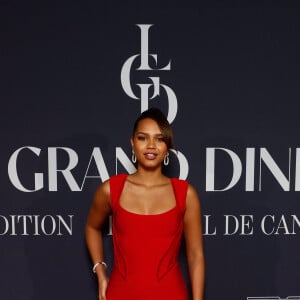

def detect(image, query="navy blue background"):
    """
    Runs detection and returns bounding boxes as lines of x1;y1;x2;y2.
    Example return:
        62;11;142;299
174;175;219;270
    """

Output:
1;1;300;299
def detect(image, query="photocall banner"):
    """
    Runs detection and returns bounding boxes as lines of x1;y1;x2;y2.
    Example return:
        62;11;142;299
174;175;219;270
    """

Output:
1;1;300;299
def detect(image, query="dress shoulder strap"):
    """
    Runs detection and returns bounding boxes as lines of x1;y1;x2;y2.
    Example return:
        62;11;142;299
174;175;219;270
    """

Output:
171;178;189;215
109;174;127;211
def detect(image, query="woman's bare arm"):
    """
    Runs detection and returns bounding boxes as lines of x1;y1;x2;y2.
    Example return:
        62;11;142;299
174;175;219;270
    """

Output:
183;184;205;300
85;180;111;300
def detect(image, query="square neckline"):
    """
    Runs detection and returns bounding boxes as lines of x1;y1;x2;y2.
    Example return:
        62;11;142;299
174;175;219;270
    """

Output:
116;174;179;217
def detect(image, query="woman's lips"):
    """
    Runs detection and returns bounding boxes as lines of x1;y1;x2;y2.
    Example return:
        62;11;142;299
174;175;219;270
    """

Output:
144;153;157;160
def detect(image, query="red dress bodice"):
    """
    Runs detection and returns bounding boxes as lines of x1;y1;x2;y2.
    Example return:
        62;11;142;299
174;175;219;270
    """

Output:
106;174;189;300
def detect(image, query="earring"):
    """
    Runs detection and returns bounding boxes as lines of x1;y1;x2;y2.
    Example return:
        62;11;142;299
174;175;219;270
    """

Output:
163;153;169;166
132;151;137;163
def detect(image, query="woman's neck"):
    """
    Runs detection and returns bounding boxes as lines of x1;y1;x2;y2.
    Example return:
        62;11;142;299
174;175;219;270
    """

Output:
130;167;168;186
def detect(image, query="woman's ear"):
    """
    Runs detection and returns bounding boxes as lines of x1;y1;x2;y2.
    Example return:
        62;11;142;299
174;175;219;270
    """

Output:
130;137;134;148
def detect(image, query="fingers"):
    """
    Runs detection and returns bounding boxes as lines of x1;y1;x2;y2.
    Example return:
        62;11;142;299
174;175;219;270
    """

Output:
98;279;108;300
98;290;106;300
99;293;106;300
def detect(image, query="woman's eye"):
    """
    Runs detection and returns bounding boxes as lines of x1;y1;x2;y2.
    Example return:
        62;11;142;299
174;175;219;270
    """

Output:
137;136;146;141
157;137;164;142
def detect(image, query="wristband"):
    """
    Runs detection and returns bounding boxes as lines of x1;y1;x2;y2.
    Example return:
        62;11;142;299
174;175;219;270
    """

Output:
92;261;107;273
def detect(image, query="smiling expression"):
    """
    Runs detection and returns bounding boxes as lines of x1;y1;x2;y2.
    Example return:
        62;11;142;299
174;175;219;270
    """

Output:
131;118;168;169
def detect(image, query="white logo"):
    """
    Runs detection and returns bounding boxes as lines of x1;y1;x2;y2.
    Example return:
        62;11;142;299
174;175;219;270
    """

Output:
206;147;300;191
8;146;189;192
120;24;178;123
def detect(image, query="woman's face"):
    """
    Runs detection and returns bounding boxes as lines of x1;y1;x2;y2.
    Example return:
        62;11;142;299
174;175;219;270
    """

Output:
131;118;168;169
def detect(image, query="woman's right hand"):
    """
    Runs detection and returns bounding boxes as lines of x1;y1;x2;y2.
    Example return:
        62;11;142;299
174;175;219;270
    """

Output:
95;265;108;300
98;276;108;300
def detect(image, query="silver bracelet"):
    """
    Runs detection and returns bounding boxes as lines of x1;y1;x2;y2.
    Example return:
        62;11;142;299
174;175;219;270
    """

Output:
92;261;107;273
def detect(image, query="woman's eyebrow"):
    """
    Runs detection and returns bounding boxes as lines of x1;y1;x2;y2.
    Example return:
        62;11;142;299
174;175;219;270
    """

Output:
136;131;163;136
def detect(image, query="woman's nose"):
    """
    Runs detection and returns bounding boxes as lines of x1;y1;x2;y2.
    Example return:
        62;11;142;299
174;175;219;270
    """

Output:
147;138;156;148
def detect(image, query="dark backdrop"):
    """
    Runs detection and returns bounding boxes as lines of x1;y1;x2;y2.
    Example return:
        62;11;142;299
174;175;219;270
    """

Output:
1;1;300;299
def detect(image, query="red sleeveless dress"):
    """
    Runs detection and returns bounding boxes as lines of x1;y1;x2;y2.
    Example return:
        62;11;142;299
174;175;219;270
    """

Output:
106;174;189;300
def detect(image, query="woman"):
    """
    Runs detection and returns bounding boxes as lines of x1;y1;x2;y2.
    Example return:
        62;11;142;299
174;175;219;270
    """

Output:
85;108;205;299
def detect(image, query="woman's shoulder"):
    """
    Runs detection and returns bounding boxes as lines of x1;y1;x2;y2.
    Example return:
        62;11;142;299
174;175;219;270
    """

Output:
172;178;197;190
109;173;127;181
94;178;110;200
171;177;189;189
95;174;127;193
171;177;188;183
171;178;200;199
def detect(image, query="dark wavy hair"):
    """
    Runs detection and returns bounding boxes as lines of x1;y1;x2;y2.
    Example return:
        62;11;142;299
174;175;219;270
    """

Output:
132;107;174;150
